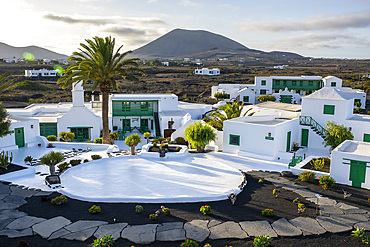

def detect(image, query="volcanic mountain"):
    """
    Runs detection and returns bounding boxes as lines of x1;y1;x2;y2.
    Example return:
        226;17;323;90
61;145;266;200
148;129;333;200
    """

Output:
0;42;68;60
130;28;302;60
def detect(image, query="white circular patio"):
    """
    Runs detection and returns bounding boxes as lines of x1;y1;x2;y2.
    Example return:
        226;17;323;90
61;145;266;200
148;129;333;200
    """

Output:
59;154;244;203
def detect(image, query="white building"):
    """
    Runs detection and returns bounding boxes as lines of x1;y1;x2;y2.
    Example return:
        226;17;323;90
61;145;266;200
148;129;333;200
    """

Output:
3;58;18;63
25;69;63;78
194;68;220;76
211;75;366;109
162;62;169;66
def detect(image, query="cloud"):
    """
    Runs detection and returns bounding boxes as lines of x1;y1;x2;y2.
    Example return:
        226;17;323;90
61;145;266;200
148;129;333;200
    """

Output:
44;13;166;26
147;0;158;2
103;27;147;36
181;0;200;7
218;4;239;11
237;10;370;32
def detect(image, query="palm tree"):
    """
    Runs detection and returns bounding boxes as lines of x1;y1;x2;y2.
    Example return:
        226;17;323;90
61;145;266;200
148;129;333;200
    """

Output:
0;102;11;138
185;121;216;153
143;132;151;144
40;151;65;175
203;101;254;131
57;36;144;144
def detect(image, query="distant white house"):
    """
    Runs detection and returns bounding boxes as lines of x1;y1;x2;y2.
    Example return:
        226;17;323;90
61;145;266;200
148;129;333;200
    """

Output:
162;62;169;66
25;68;63;78
43;59;51;64
195;68;220;76
274;65;289;69
3;58;18;63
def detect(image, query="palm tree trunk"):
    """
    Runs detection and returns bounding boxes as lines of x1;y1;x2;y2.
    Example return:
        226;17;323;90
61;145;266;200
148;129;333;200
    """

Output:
101;89;111;144
130;146;135;155
49;165;55;175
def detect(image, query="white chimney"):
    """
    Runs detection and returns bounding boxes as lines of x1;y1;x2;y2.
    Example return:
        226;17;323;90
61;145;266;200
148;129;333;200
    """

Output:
72;81;84;107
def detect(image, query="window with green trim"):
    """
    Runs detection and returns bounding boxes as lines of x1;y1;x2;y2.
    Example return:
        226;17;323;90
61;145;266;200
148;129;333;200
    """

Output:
308;81;313;86
300;81;303;86
292;81;297;86
323;105;335;115
243;96;249;103
260;89;267;95
283;81;287;86
229;135;240;146
261;80;266;86
364;134;370;143
331;82;336;87
275;81;280;86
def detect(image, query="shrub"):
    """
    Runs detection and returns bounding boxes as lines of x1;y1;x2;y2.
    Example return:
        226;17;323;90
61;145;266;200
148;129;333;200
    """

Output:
298;171;316;182
87;140;93;143
262;209;275;217
257;95;276;102
213;91;230;100
319;175;336;189
200;205;211;215
162;207;170;216
298;203;306;213
152;141;158;147
109;132;120;141
91;155;102;160
176;147;181;151
149;213;157;220
311;158;325;170
352;228;365;237
69;159;82;166
272;189;280;197
363;235;370;244
59;132;75;142
24;155;33;164
88;205;101;214
291;142;300;151
159;143;168;149
94;138;103;144
51;195;68;205
258;179;263;183
204;244;212;247
58;162;69;172
0;151;13;169
253;235;272;247
46;135;57;141
175;136;185;145
135;205;143;214
152;139;159;143
181;238;199;247
93;234;114;247
84;159;89;163
158;137;166;143
293;197;300;204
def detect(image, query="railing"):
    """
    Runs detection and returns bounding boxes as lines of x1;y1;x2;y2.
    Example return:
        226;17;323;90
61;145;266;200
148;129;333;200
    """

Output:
299;116;327;139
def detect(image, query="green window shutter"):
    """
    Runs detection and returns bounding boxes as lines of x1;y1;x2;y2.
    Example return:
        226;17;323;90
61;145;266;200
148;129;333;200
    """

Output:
243;96;249;103
364;134;370;143
261;80;266;86
323;105;335;115
331;82;336;87
229;135;240;146
260;89;267;95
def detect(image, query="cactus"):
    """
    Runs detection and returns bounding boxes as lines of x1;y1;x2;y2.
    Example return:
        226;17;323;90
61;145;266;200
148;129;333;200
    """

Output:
0;151;12;169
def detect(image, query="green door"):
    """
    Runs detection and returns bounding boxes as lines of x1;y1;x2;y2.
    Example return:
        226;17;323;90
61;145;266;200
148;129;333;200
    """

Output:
349;160;367;187
140;119;149;132
286;131;291;152
301;129;309;147
39;123;57;137
15;127;25;148
364;134;370;143
70;127;90;141
123;119;131;131
281;95;292;104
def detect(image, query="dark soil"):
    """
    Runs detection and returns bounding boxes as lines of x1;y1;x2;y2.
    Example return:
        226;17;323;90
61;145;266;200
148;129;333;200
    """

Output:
301;158;330;173
0;163;26;175
148;146;180;152
19;173;316;225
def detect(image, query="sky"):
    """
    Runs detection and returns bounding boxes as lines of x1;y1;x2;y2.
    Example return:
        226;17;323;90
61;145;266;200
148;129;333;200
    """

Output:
1;0;370;59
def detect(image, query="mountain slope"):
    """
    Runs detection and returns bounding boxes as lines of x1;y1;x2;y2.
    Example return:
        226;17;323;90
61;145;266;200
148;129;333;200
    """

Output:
0;42;68;60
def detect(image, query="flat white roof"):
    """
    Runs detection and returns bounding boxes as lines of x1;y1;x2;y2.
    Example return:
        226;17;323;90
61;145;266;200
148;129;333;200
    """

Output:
270;76;322;80
337;141;370;156
110;94;177;100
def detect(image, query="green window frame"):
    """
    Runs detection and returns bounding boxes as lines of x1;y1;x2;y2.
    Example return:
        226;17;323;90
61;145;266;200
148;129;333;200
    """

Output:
331;82;336;87
275;81;280;86
243;96;249;103
283;81;287;86
323;105;335;115
261;80;266;86
292;81;297;86
300;81;303;86
260;89;267;95
308;81;313;86
229;135;240;146
364;134;370;143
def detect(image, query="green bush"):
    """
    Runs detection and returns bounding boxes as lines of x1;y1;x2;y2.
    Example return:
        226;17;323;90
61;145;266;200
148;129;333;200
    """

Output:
363;235;370;244
69;159;81;166
257;95;276;102
311;158;325;170
213;92;230;100
94;138;103;144
253;235;272;247
149;213;157;220
93;234;114;247
298;203;306;213
200;205;211;215
272;189;280;197
135;205;144;214
352;228;365;237
152;142;158;147
87;140;93;143
88;205;101;214
293;197;300;204
159;143;168;149
319;175;336;189
298;171;316;182
91;155;102;160
162;207;170;215
24;155;33;164
109;132;119;141
262;209;275;217
158;137;166;143
46;135;57;141
175;137;186;144
59;132;75;142
13;80;52;91
51;195;68;205
180;238;199;247
58;162;69;172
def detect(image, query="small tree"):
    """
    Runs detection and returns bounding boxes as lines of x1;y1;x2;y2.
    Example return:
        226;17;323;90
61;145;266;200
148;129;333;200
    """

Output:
40;151;65;175
125;134;142;155
257;95;276;102
143;132;151;144
185;122;216;153
59;132;75;142
324;121;354;150
109;132;120;141
0;102;11;138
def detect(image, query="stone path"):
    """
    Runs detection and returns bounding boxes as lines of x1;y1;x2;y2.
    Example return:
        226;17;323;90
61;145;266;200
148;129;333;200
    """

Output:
1;171;369;244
